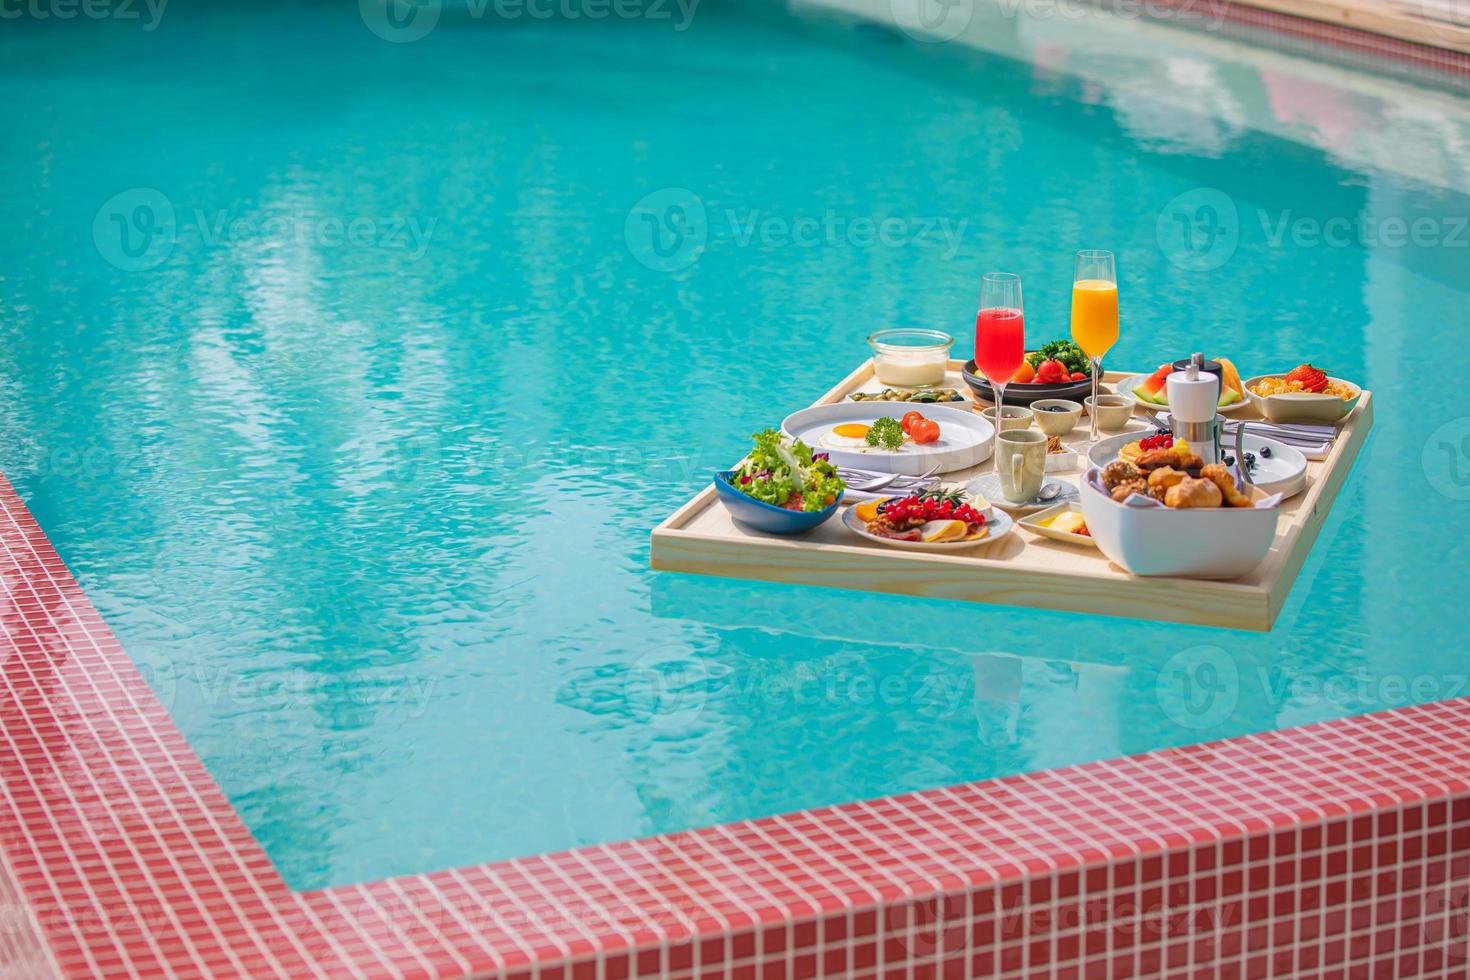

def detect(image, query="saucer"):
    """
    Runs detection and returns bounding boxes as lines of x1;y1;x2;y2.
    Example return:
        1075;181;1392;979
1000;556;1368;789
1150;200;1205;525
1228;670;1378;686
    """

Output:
967;474;1080;513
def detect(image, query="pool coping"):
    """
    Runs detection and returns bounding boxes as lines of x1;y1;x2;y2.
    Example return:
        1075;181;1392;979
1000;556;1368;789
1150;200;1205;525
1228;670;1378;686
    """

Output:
3;461;1470;980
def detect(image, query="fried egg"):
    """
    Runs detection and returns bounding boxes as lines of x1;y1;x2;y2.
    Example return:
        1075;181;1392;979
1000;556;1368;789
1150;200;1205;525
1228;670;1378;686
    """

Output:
821;422;912;453
822;423;873;450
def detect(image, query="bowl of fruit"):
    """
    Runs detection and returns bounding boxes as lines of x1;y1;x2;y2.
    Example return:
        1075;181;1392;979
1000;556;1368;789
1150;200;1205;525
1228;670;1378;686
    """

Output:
1244;364;1361;423
962;339;1099;407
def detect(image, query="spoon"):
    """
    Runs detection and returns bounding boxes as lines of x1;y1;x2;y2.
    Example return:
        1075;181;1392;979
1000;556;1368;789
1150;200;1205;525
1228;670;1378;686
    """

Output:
1037;482;1064;501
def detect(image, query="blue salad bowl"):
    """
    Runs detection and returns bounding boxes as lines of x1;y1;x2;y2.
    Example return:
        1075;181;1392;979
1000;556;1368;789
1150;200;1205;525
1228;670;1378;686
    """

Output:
712;471;843;535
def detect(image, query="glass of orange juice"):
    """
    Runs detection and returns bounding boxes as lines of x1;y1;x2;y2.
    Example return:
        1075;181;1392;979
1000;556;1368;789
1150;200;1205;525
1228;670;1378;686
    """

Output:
1070;249;1119;445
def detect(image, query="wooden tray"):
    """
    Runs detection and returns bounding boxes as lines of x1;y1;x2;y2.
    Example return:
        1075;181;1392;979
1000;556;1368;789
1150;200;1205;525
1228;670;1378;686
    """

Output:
650;360;1374;631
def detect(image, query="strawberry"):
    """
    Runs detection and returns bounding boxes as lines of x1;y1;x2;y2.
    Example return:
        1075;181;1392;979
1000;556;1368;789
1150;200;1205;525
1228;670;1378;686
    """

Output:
1285;363;1329;393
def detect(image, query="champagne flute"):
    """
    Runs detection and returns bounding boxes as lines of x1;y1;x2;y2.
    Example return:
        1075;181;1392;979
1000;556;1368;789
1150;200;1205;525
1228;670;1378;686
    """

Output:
974;272;1026;467
1070;250;1119;446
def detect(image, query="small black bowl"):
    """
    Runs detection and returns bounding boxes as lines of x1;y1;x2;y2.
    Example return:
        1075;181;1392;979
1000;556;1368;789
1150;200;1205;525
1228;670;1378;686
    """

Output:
961;359;1101;407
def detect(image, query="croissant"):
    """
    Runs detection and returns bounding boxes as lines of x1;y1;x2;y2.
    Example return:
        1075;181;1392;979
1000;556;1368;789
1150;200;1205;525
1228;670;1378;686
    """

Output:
1133;449;1178;472
1201;463;1254;508
1165;476;1224;509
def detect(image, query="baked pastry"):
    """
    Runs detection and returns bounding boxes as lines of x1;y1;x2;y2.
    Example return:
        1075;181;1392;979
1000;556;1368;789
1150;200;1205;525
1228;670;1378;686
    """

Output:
1110;478;1148;503
1101;460;1140;491
1165;476;1224;509
1146;466;1188;493
1201;463;1254;508
1133;448;1178;472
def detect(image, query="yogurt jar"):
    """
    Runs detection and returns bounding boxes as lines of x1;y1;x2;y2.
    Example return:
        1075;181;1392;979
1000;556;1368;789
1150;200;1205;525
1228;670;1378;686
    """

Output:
867;329;953;389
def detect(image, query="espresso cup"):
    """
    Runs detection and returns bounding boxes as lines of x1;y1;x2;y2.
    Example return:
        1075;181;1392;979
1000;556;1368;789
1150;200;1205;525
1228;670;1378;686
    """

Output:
996;430;1046;503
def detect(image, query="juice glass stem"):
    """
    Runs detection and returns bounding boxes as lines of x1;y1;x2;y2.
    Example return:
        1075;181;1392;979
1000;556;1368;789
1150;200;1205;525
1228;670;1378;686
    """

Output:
992;381;1006;466
1088;356;1103;444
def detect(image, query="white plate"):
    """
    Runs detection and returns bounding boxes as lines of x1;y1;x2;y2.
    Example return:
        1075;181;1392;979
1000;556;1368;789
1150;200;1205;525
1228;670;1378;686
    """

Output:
841;504;1013;551
1115;374;1251;415
1018;502;1098;548
1085;431;1308;499
783;402;994;476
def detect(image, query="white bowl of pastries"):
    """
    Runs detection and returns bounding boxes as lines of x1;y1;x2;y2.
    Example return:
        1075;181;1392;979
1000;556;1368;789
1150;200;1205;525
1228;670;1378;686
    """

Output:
1079;446;1281;579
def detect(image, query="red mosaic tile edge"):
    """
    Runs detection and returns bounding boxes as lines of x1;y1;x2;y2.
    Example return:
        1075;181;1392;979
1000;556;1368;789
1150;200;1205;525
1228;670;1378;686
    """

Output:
1144;0;1470;81
4;467;1470;979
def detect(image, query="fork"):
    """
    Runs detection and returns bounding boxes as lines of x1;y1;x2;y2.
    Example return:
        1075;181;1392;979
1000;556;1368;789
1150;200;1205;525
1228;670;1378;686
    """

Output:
840;462;941;493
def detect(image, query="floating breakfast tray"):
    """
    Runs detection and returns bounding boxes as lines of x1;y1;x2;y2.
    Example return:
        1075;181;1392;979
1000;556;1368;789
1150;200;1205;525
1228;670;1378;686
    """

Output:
650;360;1373;631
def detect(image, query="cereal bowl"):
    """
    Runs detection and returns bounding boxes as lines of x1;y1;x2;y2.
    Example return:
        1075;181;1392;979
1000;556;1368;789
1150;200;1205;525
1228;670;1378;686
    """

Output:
1244;374;1361;424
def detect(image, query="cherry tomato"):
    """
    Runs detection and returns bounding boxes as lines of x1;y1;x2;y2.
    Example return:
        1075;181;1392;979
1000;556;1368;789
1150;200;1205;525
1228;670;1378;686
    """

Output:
1036;359;1067;384
1070;371;1087;381
901;410;925;434
910;419;940;444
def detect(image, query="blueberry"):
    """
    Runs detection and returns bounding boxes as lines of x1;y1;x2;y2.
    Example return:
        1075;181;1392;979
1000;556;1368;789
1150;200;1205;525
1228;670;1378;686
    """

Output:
1259;446;1272;459
1224;455;1235;466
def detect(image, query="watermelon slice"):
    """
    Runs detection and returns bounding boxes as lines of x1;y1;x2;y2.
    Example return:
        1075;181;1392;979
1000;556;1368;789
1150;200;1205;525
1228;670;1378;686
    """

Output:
1132;364;1171;405
1133;360;1243;406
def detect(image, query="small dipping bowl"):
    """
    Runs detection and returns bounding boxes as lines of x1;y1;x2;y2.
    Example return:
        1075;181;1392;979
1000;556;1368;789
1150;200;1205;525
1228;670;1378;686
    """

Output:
1031;399;1083;436
867;329;954;389
1084;394;1136;432
980;404;1034;431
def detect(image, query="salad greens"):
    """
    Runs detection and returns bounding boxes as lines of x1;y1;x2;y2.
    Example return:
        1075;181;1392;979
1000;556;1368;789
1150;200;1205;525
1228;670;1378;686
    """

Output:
1026;339;1092;377
864;416;904;450
731;429;845;512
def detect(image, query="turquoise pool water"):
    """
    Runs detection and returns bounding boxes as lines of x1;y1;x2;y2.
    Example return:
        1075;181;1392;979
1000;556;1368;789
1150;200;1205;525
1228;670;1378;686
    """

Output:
1;0;1468;890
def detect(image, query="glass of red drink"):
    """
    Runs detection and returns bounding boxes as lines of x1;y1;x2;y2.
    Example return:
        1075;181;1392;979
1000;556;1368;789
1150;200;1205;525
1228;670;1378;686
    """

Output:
975;272;1026;465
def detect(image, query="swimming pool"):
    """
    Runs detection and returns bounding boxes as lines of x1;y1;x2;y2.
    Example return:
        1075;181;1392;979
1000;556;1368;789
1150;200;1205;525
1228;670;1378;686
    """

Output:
1;0;1468;903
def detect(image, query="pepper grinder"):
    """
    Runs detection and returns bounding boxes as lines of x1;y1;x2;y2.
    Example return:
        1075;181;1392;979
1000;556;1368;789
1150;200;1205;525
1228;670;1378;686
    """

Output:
1166;352;1224;465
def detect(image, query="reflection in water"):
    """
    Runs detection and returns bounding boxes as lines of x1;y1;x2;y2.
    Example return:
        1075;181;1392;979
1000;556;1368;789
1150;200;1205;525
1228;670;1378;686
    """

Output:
0;0;1466;888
